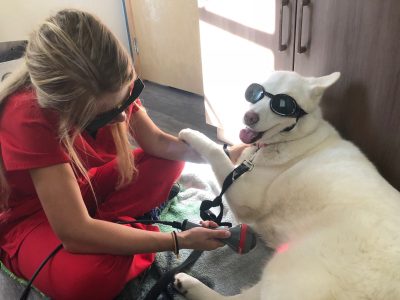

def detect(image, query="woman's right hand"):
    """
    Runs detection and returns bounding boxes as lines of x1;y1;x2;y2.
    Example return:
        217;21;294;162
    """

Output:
176;221;231;251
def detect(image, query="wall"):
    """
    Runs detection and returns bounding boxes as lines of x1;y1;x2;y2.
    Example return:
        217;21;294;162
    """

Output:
0;0;130;51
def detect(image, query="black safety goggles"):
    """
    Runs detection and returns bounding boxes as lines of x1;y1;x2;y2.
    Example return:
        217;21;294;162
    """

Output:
245;83;307;118
85;78;145;134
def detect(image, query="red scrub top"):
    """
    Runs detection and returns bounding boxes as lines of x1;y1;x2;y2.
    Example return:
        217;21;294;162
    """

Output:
0;87;141;257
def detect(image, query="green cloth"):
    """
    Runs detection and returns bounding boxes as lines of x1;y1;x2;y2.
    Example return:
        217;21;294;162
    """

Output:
158;196;201;232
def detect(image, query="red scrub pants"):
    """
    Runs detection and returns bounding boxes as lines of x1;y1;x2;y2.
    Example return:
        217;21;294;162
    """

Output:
2;149;184;300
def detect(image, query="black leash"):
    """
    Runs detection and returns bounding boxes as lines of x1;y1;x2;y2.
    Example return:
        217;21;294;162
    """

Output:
142;155;258;299
141;158;258;299
199;159;254;226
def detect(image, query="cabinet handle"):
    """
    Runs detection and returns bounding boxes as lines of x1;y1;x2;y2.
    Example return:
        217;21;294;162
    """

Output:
297;0;310;54
278;0;290;51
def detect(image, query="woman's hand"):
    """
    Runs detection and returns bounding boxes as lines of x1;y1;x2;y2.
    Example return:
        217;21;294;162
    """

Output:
176;221;231;251
226;143;250;164
129;107;205;162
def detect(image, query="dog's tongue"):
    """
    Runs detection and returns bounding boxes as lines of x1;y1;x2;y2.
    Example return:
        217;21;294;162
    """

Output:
239;128;262;144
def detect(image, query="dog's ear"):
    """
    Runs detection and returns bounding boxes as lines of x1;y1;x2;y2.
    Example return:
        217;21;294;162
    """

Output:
309;72;341;99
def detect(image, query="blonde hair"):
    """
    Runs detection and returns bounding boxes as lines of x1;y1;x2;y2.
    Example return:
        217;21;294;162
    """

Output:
0;9;136;209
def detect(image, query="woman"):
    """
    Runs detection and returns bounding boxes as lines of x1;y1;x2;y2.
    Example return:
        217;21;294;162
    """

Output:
0;9;233;299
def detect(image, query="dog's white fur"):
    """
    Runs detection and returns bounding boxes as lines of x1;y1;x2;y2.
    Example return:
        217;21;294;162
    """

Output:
175;71;400;300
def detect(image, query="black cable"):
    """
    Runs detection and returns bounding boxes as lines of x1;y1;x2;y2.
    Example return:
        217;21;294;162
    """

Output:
20;243;63;300
116;219;184;230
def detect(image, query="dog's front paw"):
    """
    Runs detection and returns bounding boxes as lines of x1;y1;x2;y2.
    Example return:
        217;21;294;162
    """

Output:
179;128;217;156
174;273;209;300
179;128;205;144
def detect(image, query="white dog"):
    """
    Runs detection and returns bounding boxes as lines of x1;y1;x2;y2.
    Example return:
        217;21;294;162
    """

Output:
175;71;400;300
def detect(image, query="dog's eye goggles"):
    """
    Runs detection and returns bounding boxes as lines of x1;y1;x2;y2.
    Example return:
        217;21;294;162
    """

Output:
245;83;307;118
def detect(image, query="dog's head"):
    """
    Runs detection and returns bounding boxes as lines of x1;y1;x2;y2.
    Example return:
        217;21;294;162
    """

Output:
239;71;340;145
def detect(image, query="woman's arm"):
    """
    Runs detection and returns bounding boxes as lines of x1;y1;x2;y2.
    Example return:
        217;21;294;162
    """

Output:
129;105;250;164
129;106;204;162
30;163;230;255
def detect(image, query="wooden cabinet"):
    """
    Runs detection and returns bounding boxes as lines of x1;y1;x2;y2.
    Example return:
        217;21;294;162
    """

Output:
292;0;400;191
200;0;400;190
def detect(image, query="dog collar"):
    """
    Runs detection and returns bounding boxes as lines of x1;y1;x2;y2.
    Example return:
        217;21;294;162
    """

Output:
253;142;267;149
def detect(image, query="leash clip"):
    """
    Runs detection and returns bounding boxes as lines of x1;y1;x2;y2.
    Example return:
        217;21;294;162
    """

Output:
242;160;254;172
232;160;254;181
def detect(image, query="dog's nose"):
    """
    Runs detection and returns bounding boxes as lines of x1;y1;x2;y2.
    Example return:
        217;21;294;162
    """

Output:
244;111;259;126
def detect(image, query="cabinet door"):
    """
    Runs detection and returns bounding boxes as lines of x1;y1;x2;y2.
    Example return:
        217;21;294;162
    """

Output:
125;0;204;95
294;0;400;190
198;0;296;143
